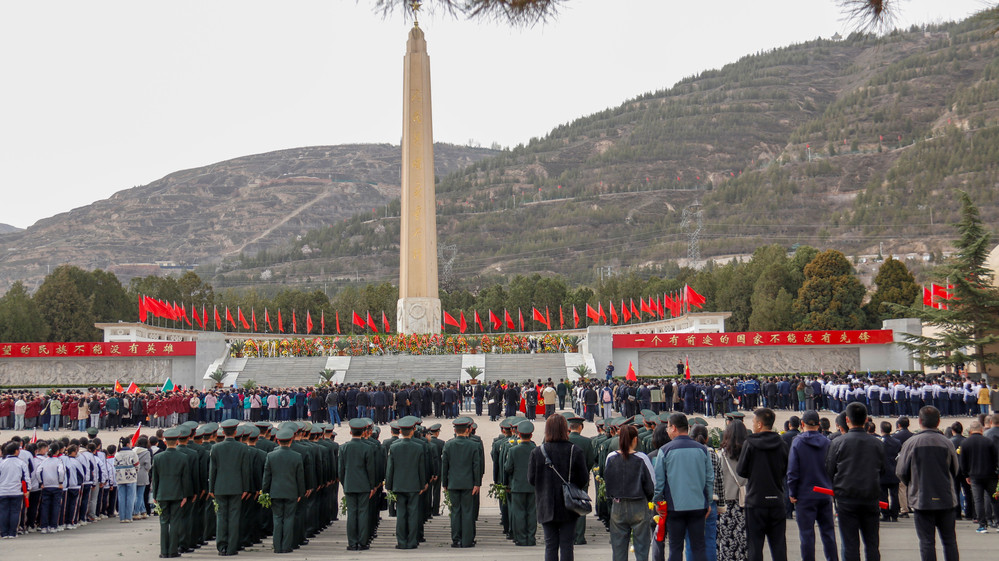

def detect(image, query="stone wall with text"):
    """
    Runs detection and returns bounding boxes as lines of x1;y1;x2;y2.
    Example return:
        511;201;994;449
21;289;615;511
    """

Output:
638;347;860;376
0;357;179;387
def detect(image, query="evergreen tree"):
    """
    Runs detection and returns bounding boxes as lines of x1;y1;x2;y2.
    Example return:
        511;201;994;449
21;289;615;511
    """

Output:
34;266;97;341
863;256;919;327
897;192;999;375
0;281;49;342
792;249;867;330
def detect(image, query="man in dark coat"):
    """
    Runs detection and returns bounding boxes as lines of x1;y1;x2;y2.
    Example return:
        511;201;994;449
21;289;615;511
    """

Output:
879;421;902;522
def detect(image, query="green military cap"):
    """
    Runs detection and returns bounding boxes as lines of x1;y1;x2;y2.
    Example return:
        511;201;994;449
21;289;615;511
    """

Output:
633;415;645;425
517;421;535;435
659;412;671;423
471;422;478;430
203;422;219;433
428;423;441;431
234;425;247;438
309;425;323;435
247;426;261;438
499;418;511;429
363;418;374;428
414;418;423;425
302;421;313;432
254;422;272;432
568;414;584;423
85;427;99;437
176;425;193;438
561;411;575;420
278;421;298;431
182;421;199;430
609;417;626;428
453;416;473;427
690;417;709;426
193;426;207;437
216;429;225;437
323;424;335;432
398;416;418;429
275;428;295;441
348;418;368;429
220;419;240;429
641;409;656;418
725;411;745;420
390;421;400;430
595;419;605;427
164;427;181;439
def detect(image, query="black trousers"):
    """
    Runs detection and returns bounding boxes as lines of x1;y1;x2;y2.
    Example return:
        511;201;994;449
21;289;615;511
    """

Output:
880;484;900;520
836;502;880;561
745;505;787;561
914;509;958;561
542;519;576;561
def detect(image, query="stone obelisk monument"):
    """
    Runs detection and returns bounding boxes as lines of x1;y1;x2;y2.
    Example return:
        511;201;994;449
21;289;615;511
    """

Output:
397;6;442;334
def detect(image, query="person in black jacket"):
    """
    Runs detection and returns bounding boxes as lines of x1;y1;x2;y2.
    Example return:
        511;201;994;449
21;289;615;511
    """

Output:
736;408;789;561
878;421;902;522
528;415;588;561
826;402;886;561
959;420;998;533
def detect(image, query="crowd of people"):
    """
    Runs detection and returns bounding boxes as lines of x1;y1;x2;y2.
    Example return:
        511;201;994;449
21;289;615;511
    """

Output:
0;373;997;561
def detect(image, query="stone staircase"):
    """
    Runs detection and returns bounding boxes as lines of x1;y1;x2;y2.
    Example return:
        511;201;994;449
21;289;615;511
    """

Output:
483;354;568;384
344;355;463;385
225;353;583;388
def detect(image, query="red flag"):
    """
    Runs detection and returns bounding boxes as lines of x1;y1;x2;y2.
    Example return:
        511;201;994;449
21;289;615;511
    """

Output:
181;303;192;326
559;306;565;328
586;303;599;323
336;311;341;334
489;310;501;330
656;295;665;317
685;285;706;309
663;294;676;317
278;309;285;333
459;312;467;334
126;382;139;394
621;299;631;323
322;311;326;334
214;306;222;330
685;357;691;380
630;299;640;319
265;308;272;331
474;310;484;332
532;307;550;329
252;308;257;332
138;295;147;323
519;308;525;331
504;309;515;330
306;311;314;333
573;305;580;328
382;311;391;333
922;286;933;307
173;302;183;321
114;380;124;393
191;305;202;329
546;307;552;330
130;423;143;448
238;307;250;330
609;301;619;325
352;311;365;330
366;311;379;332
226;307;236;329
444;311;460;329
626;361;637;381
201;304;207;330
931;284;951;310
292;310;297;333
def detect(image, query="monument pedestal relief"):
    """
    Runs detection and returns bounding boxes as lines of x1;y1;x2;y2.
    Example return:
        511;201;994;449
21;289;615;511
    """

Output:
397;15;442;334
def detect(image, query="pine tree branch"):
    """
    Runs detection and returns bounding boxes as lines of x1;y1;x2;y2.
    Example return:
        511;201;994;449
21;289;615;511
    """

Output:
370;0;563;26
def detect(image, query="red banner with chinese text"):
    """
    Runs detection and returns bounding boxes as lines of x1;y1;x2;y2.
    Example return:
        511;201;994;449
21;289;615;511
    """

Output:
613;330;893;349
0;341;196;359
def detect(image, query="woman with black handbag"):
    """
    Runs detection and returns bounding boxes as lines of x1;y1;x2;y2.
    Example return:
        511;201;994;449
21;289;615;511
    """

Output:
529;414;589;561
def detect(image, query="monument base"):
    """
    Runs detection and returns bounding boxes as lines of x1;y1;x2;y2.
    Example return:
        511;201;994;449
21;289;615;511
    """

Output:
397;297;442;334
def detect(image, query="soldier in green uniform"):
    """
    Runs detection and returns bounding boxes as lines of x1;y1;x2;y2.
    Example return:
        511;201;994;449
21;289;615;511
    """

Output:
339;418;377;551
365;422;386;545
491;418;515;538
209;418;251;556
323;425;341;522
187;424;211;548
441;417;481;548
382;422;400;517
198;422;219;544
174;423;201;553
262;428;304;554
505;420;538;546
468;422;485;521
240;426;267;549
385;416;427;549
305;424;327;538
428;424;445;516
568;414;596;545
313;424;337;531
151;428;193;559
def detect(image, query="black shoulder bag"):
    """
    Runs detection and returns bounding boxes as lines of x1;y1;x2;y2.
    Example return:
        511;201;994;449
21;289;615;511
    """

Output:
540;444;592;516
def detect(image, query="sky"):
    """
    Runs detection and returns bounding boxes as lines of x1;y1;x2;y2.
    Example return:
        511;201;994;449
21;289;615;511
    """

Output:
0;0;989;229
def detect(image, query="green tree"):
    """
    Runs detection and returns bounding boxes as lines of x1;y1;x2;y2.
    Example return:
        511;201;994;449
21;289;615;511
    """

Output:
896;192;999;375
863;256;919;326
793;250;867;330
34;266;97;341
0;281;50;342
